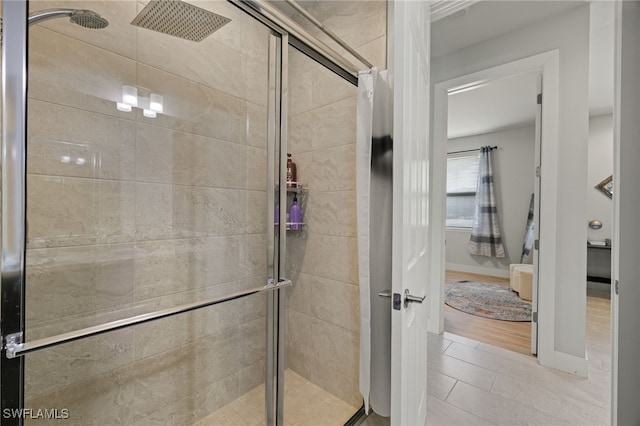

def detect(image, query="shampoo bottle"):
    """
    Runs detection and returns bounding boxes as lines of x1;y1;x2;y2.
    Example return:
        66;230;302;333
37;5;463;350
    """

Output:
286;154;297;188
289;194;302;230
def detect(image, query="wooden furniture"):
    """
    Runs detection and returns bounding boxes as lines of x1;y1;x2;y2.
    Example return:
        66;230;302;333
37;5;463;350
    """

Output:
587;243;612;284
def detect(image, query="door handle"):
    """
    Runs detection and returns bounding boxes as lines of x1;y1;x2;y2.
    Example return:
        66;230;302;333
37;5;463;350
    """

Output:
404;289;425;308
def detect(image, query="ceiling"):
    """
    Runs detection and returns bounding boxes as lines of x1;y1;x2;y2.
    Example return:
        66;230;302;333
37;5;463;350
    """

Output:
434;1;614;139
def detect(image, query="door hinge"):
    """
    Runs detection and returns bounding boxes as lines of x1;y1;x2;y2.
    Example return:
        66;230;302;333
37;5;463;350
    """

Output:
537;93;542;104
534;239;539;250
535;166;541;177
615;280;619;295
532;312;538;323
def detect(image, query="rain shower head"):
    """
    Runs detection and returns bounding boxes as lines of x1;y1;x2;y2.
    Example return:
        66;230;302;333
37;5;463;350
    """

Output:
28;8;109;29
131;0;231;42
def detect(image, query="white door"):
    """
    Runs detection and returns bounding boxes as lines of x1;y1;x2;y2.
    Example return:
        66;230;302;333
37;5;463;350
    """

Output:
531;75;543;355
612;1;640;423
390;0;430;424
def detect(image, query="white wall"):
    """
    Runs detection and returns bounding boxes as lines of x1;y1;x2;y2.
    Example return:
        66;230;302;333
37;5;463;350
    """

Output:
587;114;614;241
432;5;590;363
446;126;536;277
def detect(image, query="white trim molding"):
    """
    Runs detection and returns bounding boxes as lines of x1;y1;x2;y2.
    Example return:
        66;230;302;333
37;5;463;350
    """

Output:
431;0;482;23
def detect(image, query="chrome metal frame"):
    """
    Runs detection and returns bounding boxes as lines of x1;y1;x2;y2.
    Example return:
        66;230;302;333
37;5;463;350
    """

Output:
5;280;292;359
229;0;362;85
1;1;28;423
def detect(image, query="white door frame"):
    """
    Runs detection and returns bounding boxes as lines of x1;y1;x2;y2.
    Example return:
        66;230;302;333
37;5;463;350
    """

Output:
428;50;561;370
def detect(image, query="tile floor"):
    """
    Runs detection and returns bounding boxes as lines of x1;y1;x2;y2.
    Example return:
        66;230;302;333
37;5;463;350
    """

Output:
362;282;612;426
194;369;359;425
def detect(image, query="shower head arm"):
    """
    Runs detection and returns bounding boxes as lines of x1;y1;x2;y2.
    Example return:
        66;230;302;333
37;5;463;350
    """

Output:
28;9;76;26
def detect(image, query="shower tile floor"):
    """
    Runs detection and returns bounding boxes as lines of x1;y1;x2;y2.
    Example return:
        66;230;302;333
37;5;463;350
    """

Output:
194;369;359;426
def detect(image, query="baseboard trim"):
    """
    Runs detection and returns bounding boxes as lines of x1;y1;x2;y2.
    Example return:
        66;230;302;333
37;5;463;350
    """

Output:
540;350;589;378
446;262;511;279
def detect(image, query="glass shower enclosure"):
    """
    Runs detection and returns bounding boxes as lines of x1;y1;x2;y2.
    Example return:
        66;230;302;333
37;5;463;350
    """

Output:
1;0;291;424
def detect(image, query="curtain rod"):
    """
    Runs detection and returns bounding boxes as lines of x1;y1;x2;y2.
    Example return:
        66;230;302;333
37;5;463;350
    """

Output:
282;0;373;69
447;146;498;155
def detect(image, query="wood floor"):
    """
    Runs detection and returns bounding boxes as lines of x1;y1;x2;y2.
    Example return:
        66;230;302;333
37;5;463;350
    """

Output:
444;270;532;355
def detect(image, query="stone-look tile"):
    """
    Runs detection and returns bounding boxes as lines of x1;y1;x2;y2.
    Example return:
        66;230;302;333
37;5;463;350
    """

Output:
28;26;137;118
288;351;363;409
238;360;266;396
26;175;88;247
444;342;538;383
443;331;481;348
446;381;572;425
26;243;135;324
357;35;388;70
287;234;358;284
137;28;245;101
24;364;135;426
135;183;248;241
312;144;357;192
137;64;248;145
25;328;134;400
311;277;360;333
133;329;238;421
491;374;609;425
309;317;359;379
135;123;249;189
427;369;457;401
243;55;270;107
287;272;314;316
238;318;266;368
134;236;241;301
28;101;136;181
30;1;138;60
306;191;357;237
426;396;495;426
134;373;238;426
289;67;313;116
96;180;136;244
247;191;268;234
428;332;454;353
289;113;314;154
311;66;356;111
288;311;312;359
240;234;267;279
428;352;497;391
247;103;268;149
247;147;268;191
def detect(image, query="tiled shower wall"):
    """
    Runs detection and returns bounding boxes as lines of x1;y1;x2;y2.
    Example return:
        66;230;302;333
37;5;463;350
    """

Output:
285;1;388;408
21;1;270;424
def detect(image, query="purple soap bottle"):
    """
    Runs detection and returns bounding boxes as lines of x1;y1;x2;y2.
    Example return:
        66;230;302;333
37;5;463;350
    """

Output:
289;194;302;230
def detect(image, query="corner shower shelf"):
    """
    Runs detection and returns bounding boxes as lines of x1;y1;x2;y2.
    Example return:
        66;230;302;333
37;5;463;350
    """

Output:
275;183;307;232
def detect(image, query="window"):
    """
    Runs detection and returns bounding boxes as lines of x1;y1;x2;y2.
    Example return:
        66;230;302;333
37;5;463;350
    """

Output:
446;152;480;228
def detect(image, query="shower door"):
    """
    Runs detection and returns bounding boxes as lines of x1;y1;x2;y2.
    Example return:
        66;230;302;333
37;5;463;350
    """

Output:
1;1;288;425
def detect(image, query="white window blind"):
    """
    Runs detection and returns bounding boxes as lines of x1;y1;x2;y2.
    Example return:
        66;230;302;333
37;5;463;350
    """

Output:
446;152;480;228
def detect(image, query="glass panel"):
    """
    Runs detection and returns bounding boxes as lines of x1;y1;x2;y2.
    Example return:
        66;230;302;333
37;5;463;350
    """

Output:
283;47;362;424
446;195;476;228
23;1;272;424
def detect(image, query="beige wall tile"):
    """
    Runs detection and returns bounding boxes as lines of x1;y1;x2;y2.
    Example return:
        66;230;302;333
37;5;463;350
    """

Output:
25;364;135;426
311;277;359;333
27;100;136;181
25;328;134;400
306;191;357;237
30;1;139;60
133;329;238;421
247;191;268;234
240;234;267;279
137;64;248;144
134;237;241;301
312;144;357;192
309;317;359;379
28;26;137;118
287;272;314;316
135;183;248;241
26;243;135;324
135;123;249;189
246;103;268;149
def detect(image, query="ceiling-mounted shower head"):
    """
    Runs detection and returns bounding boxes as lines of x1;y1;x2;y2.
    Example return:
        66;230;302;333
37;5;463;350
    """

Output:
27;8;109;29
131;0;231;42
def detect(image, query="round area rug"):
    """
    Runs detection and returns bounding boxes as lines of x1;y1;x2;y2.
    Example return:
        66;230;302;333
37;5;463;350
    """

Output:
445;281;532;321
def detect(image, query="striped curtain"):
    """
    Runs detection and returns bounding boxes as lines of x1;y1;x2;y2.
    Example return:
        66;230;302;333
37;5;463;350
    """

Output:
468;146;505;258
520;193;535;263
